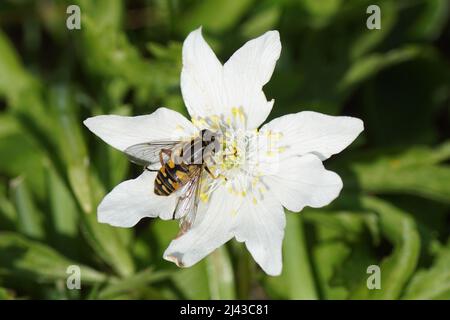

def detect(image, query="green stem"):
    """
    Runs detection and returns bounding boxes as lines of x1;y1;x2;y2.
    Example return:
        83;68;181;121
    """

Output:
206;246;236;300
284;213;318;299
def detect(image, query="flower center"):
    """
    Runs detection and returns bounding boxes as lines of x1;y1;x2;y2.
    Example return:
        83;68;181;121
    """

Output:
192;113;269;204
219;131;246;171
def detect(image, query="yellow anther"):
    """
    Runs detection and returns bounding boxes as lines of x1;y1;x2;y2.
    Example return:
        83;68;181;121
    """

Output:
200;192;209;203
265;130;283;141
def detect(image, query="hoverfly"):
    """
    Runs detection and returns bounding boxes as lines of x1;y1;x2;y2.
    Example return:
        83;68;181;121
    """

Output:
124;129;220;234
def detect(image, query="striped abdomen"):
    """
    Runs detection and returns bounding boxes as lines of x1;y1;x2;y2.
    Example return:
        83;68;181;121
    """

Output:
154;159;189;196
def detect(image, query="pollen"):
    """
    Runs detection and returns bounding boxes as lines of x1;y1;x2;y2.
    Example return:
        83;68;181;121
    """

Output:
265;130;283;141
191;116;208;128
277;146;287;153
230;106;247;126
200;192;209;203
209;115;221;129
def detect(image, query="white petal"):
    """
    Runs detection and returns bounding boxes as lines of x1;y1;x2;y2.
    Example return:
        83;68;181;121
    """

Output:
98;171;177;227
180;28;227;121
181;28;281;130
234;192;285;276
83;107;196;152
259;111;364;160
263;154;343;212
224;30;281;129
163;183;240;267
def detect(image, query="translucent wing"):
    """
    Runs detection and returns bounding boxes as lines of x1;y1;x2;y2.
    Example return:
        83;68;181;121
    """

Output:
173;166;203;235
124;140;181;168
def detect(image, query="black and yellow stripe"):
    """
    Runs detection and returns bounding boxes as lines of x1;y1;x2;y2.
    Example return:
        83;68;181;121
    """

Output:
153;129;216;196
154;159;189;196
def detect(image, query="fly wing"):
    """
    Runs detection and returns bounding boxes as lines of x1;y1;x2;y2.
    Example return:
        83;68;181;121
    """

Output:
172;166;203;234
124;140;181;168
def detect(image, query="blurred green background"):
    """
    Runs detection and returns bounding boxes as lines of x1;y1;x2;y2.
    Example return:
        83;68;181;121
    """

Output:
0;0;449;300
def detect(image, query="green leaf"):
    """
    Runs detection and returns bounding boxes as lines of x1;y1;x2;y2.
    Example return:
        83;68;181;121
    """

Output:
0;114;46;200
312;241;350;300
300;0;342;28
75;0;123;31
50;86;92;213
46;163;81;258
341;143;450;204
241;5;281;38
0;31;35;103
9;177;45;240
302;209;379;299
0;232;107;284
339;46;425;92
348;196;421;299
73;0;179;108
402;243;450;300
0;287;14;300
97;268;171;299
303;210;380;244
81;212;135;278
262;214;313;299
408;0;450;40
0;183;17;230
176;0;254;34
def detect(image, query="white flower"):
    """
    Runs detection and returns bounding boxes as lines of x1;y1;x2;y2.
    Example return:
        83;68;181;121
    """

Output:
84;28;363;276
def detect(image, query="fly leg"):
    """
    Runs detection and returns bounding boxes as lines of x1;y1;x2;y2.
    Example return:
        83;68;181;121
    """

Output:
204;165;227;181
